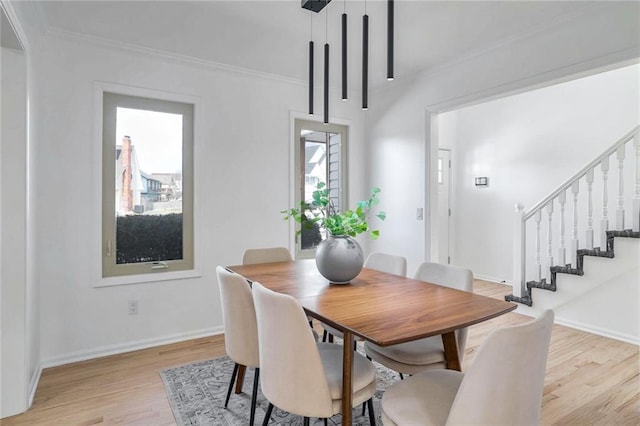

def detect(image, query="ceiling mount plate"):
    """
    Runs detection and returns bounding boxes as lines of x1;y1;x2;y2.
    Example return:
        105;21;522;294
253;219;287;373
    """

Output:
301;0;332;13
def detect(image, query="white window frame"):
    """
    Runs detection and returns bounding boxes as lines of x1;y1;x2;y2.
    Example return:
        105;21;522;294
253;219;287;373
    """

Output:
94;83;201;286
291;117;348;259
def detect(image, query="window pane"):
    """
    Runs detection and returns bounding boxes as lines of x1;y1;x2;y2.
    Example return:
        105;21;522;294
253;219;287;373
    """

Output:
103;91;194;278
114;107;184;264
294;119;347;259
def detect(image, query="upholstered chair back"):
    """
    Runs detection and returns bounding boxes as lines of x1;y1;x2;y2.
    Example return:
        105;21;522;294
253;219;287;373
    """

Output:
365;252;407;276
252;282;335;418
242;247;292;265
216;266;259;368
446;310;554;425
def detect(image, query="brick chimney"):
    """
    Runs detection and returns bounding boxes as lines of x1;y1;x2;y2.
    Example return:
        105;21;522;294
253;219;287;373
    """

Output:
121;136;133;213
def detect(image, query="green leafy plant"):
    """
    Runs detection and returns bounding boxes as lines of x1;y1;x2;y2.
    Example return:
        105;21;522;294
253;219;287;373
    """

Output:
282;182;386;239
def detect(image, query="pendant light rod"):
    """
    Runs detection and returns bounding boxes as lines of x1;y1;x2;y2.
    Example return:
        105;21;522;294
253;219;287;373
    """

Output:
387;0;394;80
324;7;329;124
341;12;347;100
324;42;329;123
309;41;314;114
362;13;368;110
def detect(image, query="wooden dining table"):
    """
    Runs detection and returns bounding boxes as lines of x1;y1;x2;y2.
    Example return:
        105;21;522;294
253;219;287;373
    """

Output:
227;259;517;425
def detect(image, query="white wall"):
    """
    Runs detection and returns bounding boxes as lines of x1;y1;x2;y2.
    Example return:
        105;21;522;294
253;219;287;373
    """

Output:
441;64;640;282
30;32;365;365
366;3;639;277
0;45;28;417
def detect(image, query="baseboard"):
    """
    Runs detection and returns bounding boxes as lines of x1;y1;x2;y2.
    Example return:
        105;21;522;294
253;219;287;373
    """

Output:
41;326;224;369
28;363;43;408
555;317;639;346
474;274;511;286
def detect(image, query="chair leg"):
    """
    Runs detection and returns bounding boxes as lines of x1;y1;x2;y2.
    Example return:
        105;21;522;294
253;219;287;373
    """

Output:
324;419;328;426
250;368;260;426
328;333;334;343
399;372;404;380
366;398;376;426
303;417;310;426
262;403;274;426
354;341;358;351
361;401;367;416
224;363;239;408
322;329;328;342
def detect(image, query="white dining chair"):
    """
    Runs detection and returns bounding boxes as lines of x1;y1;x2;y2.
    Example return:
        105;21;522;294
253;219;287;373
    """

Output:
242;246;292;265
216;266;261;425
322;252;407;344
252;282;378;425
242;246;319;340
380;310;555;426
364;262;473;377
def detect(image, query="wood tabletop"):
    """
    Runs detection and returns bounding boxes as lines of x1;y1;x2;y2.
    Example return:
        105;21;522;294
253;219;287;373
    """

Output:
227;259;517;347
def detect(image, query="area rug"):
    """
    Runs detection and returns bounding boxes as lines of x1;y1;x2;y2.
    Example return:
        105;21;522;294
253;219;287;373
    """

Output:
160;350;400;425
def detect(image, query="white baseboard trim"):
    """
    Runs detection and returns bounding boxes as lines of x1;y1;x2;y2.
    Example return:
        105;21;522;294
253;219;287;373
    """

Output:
41;326;224;369
28;363;43;408
474;274;511;286
516;305;638;345
555;317;639;346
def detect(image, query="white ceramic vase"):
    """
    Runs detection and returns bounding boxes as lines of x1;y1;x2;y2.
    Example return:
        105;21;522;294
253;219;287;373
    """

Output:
315;235;364;284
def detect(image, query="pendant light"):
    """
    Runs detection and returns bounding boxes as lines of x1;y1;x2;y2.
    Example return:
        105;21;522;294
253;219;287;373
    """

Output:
362;0;369;110
341;0;347;100
324;9;330;124
387;0;394;80
309;14;314;115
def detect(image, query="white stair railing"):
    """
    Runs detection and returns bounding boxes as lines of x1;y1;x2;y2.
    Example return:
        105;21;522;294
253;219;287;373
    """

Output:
511;126;640;300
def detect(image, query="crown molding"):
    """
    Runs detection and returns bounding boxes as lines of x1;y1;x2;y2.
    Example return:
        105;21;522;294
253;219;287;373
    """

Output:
45;25;308;88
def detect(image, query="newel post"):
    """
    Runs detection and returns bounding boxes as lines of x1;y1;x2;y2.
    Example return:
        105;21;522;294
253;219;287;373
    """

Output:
513;203;525;298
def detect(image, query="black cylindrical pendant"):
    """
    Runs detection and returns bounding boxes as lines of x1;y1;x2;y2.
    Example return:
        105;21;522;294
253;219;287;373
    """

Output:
387;0;394;80
342;13;348;100
309;41;314;115
362;14;369;110
324;43;329;124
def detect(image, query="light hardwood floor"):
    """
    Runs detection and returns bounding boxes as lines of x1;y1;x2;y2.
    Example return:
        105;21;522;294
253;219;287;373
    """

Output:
4;280;638;425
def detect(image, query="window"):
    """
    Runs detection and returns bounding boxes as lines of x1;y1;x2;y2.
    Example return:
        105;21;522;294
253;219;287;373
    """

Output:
293;119;347;258
102;93;194;277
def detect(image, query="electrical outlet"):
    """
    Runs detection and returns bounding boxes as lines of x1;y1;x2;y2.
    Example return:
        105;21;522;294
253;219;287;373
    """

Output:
128;300;139;315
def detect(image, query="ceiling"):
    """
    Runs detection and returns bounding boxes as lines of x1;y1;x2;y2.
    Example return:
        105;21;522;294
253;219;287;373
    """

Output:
2;6;23;50
36;1;606;90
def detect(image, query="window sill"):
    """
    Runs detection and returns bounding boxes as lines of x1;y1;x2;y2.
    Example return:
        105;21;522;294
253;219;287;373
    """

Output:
95;269;202;288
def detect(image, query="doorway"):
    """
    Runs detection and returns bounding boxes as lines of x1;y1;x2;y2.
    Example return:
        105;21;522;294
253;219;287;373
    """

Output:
437;149;451;264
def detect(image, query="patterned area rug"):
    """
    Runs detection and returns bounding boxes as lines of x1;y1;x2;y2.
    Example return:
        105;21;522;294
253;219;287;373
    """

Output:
160;350;400;425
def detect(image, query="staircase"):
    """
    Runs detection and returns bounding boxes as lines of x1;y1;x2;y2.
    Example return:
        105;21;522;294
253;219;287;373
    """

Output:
506;126;640;310
507;229;639;306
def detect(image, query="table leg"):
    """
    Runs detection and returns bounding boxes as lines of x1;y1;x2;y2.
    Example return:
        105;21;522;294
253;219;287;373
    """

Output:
441;332;462;371
235;364;246;394
342;330;354;426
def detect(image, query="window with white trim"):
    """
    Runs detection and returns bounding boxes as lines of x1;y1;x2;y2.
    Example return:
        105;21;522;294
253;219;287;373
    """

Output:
102;93;194;277
294;119;347;259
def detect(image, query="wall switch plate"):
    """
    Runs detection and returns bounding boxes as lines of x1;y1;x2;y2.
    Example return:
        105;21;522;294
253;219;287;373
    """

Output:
417;208;424;220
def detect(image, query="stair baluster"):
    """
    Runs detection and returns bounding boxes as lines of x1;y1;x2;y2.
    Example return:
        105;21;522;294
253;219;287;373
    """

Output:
546;200;554;280
601;156;610;249
616;145;626;231
558;190;567;266
535;209;542;281
571;181;580;268
586;168;594;249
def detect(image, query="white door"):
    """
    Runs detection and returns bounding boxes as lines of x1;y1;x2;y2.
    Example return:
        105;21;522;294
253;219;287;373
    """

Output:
437;149;451;264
